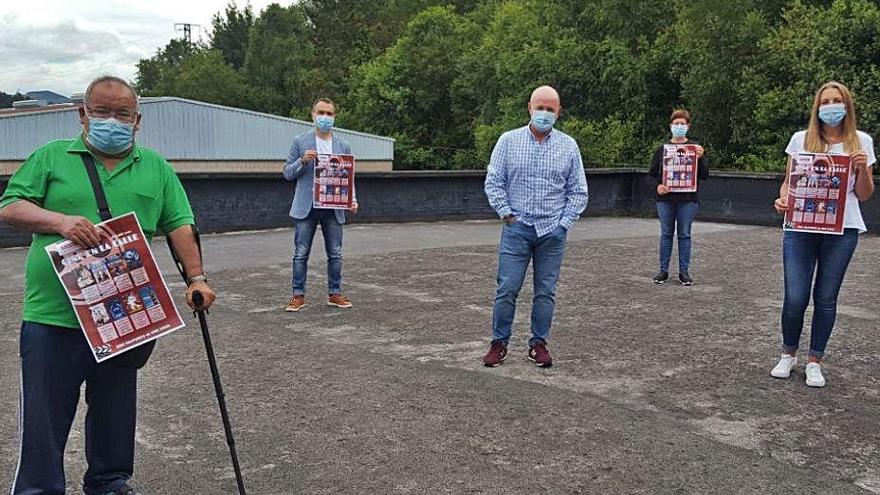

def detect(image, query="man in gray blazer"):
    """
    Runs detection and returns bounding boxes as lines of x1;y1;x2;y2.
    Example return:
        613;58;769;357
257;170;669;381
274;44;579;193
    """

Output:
283;98;357;311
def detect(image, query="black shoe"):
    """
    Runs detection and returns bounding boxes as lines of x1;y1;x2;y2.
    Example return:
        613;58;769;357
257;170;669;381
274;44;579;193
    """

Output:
679;272;693;286
653;271;669;284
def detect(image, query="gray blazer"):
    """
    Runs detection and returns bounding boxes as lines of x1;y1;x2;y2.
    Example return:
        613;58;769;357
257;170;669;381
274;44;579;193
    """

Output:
283;131;352;224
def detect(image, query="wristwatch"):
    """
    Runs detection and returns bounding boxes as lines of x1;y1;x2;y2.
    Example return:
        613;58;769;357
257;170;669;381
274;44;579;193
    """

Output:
186;273;208;286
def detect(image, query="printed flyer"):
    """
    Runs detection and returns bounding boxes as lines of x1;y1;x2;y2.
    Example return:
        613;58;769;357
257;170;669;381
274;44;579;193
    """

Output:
662;144;700;193
784;153;851;235
45;212;185;362
313;153;355;210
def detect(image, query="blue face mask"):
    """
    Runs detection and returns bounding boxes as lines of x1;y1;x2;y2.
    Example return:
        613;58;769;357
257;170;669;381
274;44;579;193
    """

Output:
87;117;134;155
530;110;556;132
671;124;689;138
818;103;846;127
315;115;334;133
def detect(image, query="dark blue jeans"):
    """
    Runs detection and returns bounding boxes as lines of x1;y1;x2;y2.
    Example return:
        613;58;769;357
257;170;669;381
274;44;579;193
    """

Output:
781;229;859;358
491;222;567;347
12;321;137;495
292;208;344;296
656;200;699;273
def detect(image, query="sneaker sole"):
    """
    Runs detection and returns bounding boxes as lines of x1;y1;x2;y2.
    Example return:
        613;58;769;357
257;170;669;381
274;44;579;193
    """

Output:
327;302;353;308
527;356;553;368
770;371;792;379
679;281;693;286
284;306;304;312
653;280;666;284
806;380;826;387
483;357;506;367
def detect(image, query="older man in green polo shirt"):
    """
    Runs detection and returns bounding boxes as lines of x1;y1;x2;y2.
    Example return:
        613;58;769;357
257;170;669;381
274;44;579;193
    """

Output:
0;76;216;495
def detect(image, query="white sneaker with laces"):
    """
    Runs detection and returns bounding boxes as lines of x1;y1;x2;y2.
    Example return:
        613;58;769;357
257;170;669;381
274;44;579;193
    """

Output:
805;362;826;387
771;354;797;378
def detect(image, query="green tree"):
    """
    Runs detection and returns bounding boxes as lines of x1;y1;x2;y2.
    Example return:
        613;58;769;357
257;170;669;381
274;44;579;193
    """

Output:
242;3;318;116
454;0;651;166
210;2;255;70
171;50;250;107
135;38;201;96
668;0;770;168
736;0;880;170
347;6;480;169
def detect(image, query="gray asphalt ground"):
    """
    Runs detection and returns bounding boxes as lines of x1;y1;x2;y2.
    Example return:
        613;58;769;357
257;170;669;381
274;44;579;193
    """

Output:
1;217;880;494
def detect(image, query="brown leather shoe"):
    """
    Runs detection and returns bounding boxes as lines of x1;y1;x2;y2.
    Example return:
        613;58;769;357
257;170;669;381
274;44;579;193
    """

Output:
482;341;508;367
327;293;353;308
285;295;305;312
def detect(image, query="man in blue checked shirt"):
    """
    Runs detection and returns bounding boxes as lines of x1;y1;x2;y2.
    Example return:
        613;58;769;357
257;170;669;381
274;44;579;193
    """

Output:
482;85;589;368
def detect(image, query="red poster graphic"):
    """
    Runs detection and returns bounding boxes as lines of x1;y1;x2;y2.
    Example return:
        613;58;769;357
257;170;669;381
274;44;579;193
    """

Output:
662;144;699;193
784;153;850;235
313;153;355;210
45;212;185;362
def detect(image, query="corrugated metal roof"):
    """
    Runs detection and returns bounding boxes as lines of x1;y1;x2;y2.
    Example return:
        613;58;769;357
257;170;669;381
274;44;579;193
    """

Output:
25;90;71;105
0;97;394;161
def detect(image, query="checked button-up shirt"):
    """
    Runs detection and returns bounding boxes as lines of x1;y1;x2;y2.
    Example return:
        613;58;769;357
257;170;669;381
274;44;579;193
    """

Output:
484;125;589;237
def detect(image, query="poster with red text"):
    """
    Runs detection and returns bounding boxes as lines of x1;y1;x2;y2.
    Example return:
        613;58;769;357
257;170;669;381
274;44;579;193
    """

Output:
662;144;699;193
784;153;850;235
313;153;355;210
45;212;185;362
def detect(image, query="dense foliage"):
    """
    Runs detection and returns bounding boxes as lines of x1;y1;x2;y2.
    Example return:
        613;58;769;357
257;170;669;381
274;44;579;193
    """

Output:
133;0;880;171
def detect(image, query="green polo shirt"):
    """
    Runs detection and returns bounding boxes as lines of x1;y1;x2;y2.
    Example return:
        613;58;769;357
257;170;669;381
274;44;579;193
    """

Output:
0;135;194;329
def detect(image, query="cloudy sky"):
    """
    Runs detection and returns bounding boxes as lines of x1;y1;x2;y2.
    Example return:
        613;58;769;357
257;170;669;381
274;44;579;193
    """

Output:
0;0;278;96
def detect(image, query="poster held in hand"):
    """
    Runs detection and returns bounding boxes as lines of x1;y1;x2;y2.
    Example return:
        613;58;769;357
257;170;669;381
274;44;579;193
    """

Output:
783;153;850;235
45;212;185;362
662;144;699;193
313;153;355;210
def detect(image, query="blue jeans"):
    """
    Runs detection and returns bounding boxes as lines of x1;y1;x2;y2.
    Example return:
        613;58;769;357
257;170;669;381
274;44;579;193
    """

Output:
12;321;137;495
781;229;859;358
491;222;567;347
292;208;343;295
656;200;699;273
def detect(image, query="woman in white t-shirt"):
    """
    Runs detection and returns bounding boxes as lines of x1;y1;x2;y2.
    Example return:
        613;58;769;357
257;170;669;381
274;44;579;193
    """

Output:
771;81;875;387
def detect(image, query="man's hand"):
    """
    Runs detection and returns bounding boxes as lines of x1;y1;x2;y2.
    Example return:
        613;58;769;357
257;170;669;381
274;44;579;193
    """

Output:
302;150;318;163
657;184;670;195
58;215;101;248
186;280;216;311
773;197;789;214
503;214;518;225
351;201;359;214
694;145;705;158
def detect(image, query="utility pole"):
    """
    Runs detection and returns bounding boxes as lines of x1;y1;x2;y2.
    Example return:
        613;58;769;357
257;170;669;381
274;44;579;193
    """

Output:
174;23;201;44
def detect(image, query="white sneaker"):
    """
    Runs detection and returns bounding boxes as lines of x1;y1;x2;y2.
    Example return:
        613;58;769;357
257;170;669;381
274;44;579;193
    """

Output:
805;362;826;387
771;354;798;378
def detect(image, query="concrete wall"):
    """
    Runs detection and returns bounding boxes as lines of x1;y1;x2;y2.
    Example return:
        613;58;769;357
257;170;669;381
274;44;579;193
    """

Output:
2;169;878;247
0;160;394;176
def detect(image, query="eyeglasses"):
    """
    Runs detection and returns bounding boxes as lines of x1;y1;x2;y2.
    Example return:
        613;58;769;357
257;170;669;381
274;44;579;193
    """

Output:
85;107;138;123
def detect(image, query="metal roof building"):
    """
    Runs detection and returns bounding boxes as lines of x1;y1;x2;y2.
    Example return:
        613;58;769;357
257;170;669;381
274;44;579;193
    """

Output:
0;97;395;175
24;90;71;105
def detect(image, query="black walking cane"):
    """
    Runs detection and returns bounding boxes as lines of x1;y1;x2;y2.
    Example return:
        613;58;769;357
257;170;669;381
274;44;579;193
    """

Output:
167;227;247;494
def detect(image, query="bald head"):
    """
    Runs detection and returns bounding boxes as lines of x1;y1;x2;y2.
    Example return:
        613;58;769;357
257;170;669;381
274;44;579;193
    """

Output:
530;85;560;106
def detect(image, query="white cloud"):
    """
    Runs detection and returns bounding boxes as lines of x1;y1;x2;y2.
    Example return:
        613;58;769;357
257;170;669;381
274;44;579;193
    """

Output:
0;0;280;95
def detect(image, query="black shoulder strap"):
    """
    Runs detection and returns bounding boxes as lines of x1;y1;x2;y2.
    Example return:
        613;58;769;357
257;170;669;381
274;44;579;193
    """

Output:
80;153;112;221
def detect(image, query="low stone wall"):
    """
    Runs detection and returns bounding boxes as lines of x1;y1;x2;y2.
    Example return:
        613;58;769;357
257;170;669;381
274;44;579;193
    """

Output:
1;169;877;247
